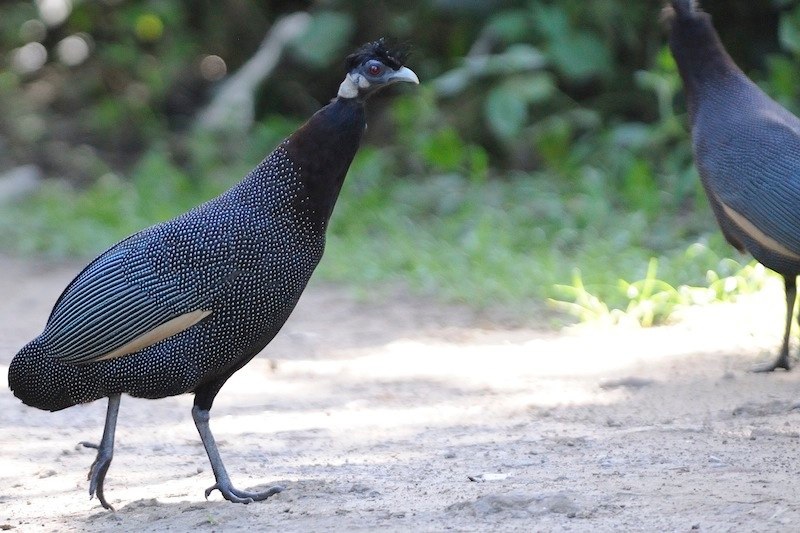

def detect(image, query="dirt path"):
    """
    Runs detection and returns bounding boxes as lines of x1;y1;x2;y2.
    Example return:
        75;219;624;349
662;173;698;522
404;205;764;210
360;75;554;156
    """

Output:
1;255;799;532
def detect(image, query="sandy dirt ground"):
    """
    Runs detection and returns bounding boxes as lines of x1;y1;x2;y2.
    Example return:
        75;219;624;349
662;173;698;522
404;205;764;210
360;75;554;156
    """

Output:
1;254;800;532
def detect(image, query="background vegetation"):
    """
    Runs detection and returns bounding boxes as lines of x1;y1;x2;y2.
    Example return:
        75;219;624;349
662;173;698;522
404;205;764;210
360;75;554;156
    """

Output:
0;0;797;326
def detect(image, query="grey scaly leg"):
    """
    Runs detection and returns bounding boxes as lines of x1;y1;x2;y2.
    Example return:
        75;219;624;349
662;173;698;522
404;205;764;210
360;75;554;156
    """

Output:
80;393;121;510
754;275;795;372
191;405;283;503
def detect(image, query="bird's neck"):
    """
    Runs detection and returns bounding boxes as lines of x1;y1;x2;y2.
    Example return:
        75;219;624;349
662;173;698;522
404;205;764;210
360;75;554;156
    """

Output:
669;13;746;123
282;96;366;225
338;73;363;99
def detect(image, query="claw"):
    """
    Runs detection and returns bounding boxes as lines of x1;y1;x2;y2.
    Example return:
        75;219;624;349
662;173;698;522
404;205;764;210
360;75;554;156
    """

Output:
204;482;283;504
85;444;115;510
79;440;115;510
80;395;120;511
752;358;791;373
192;405;282;506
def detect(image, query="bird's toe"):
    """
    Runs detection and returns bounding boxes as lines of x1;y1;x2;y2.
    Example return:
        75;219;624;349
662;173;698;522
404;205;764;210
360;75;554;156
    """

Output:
205;482;283;504
751;358;791;373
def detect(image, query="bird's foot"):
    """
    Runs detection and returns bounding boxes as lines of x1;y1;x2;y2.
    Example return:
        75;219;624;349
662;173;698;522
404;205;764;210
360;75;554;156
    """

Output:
204;481;283;504
751;356;791;373
80;441;115;511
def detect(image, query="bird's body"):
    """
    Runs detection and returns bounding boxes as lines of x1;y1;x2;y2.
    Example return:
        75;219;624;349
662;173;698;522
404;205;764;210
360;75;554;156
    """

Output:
10;98;363;413
668;0;800;371
8;39;418;509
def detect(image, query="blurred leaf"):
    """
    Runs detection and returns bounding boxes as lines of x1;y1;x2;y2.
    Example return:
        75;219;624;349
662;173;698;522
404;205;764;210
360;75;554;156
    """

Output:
486;9;531;42
432;68;472;97
432;45;547;98
290;11;354;67
468;145;489;182
532;3;570;41
422;128;466;171
621;158;659;217
548;32;612;82
531;1;613;82
779;9;800;56
507;72;556;103
766;56;796;100
485;83;528;138
610;123;652;150
469;44;547;76
655;46;677;72
533;116;573;171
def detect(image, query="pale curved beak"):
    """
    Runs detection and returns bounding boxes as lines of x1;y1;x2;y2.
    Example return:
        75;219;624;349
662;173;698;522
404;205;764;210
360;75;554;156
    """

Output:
388;66;420;85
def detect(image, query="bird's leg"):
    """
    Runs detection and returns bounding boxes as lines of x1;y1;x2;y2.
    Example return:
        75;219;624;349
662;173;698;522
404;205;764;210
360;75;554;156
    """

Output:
79;393;121;511
191;405;283;504
754;276;795;372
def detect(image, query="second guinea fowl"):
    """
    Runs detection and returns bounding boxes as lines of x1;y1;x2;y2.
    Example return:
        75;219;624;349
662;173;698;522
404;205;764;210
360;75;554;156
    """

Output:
667;0;800;371
8;39;418;510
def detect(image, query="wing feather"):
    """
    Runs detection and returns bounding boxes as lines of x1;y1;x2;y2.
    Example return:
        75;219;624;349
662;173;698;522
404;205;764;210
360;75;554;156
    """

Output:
697;102;800;258
42;239;217;365
42;248;193;364
41;202;249;365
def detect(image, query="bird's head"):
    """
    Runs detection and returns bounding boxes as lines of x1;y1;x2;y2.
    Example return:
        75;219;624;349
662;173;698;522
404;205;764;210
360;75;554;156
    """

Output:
337;38;419;100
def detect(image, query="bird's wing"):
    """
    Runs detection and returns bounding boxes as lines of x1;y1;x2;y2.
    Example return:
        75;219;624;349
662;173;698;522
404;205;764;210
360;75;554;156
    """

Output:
697;105;800;260
42;222;237;365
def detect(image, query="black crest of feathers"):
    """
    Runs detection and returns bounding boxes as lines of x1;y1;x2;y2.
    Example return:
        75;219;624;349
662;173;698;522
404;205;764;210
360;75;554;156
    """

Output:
345;38;410;71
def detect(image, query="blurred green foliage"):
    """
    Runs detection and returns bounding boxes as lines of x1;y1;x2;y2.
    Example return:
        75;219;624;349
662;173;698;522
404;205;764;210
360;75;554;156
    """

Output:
0;0;796;325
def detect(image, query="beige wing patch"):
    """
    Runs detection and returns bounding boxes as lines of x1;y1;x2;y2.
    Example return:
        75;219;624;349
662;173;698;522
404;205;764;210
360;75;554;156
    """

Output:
720;201;800;261
88;309;212;364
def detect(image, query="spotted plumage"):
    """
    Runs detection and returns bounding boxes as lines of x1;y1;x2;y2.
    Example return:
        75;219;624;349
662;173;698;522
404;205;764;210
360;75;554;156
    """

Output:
8;39;418;510
667;0;800;371
13;146;320;408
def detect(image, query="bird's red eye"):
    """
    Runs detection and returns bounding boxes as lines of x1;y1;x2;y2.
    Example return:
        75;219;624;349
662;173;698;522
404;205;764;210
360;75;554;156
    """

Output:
368;64;382;76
